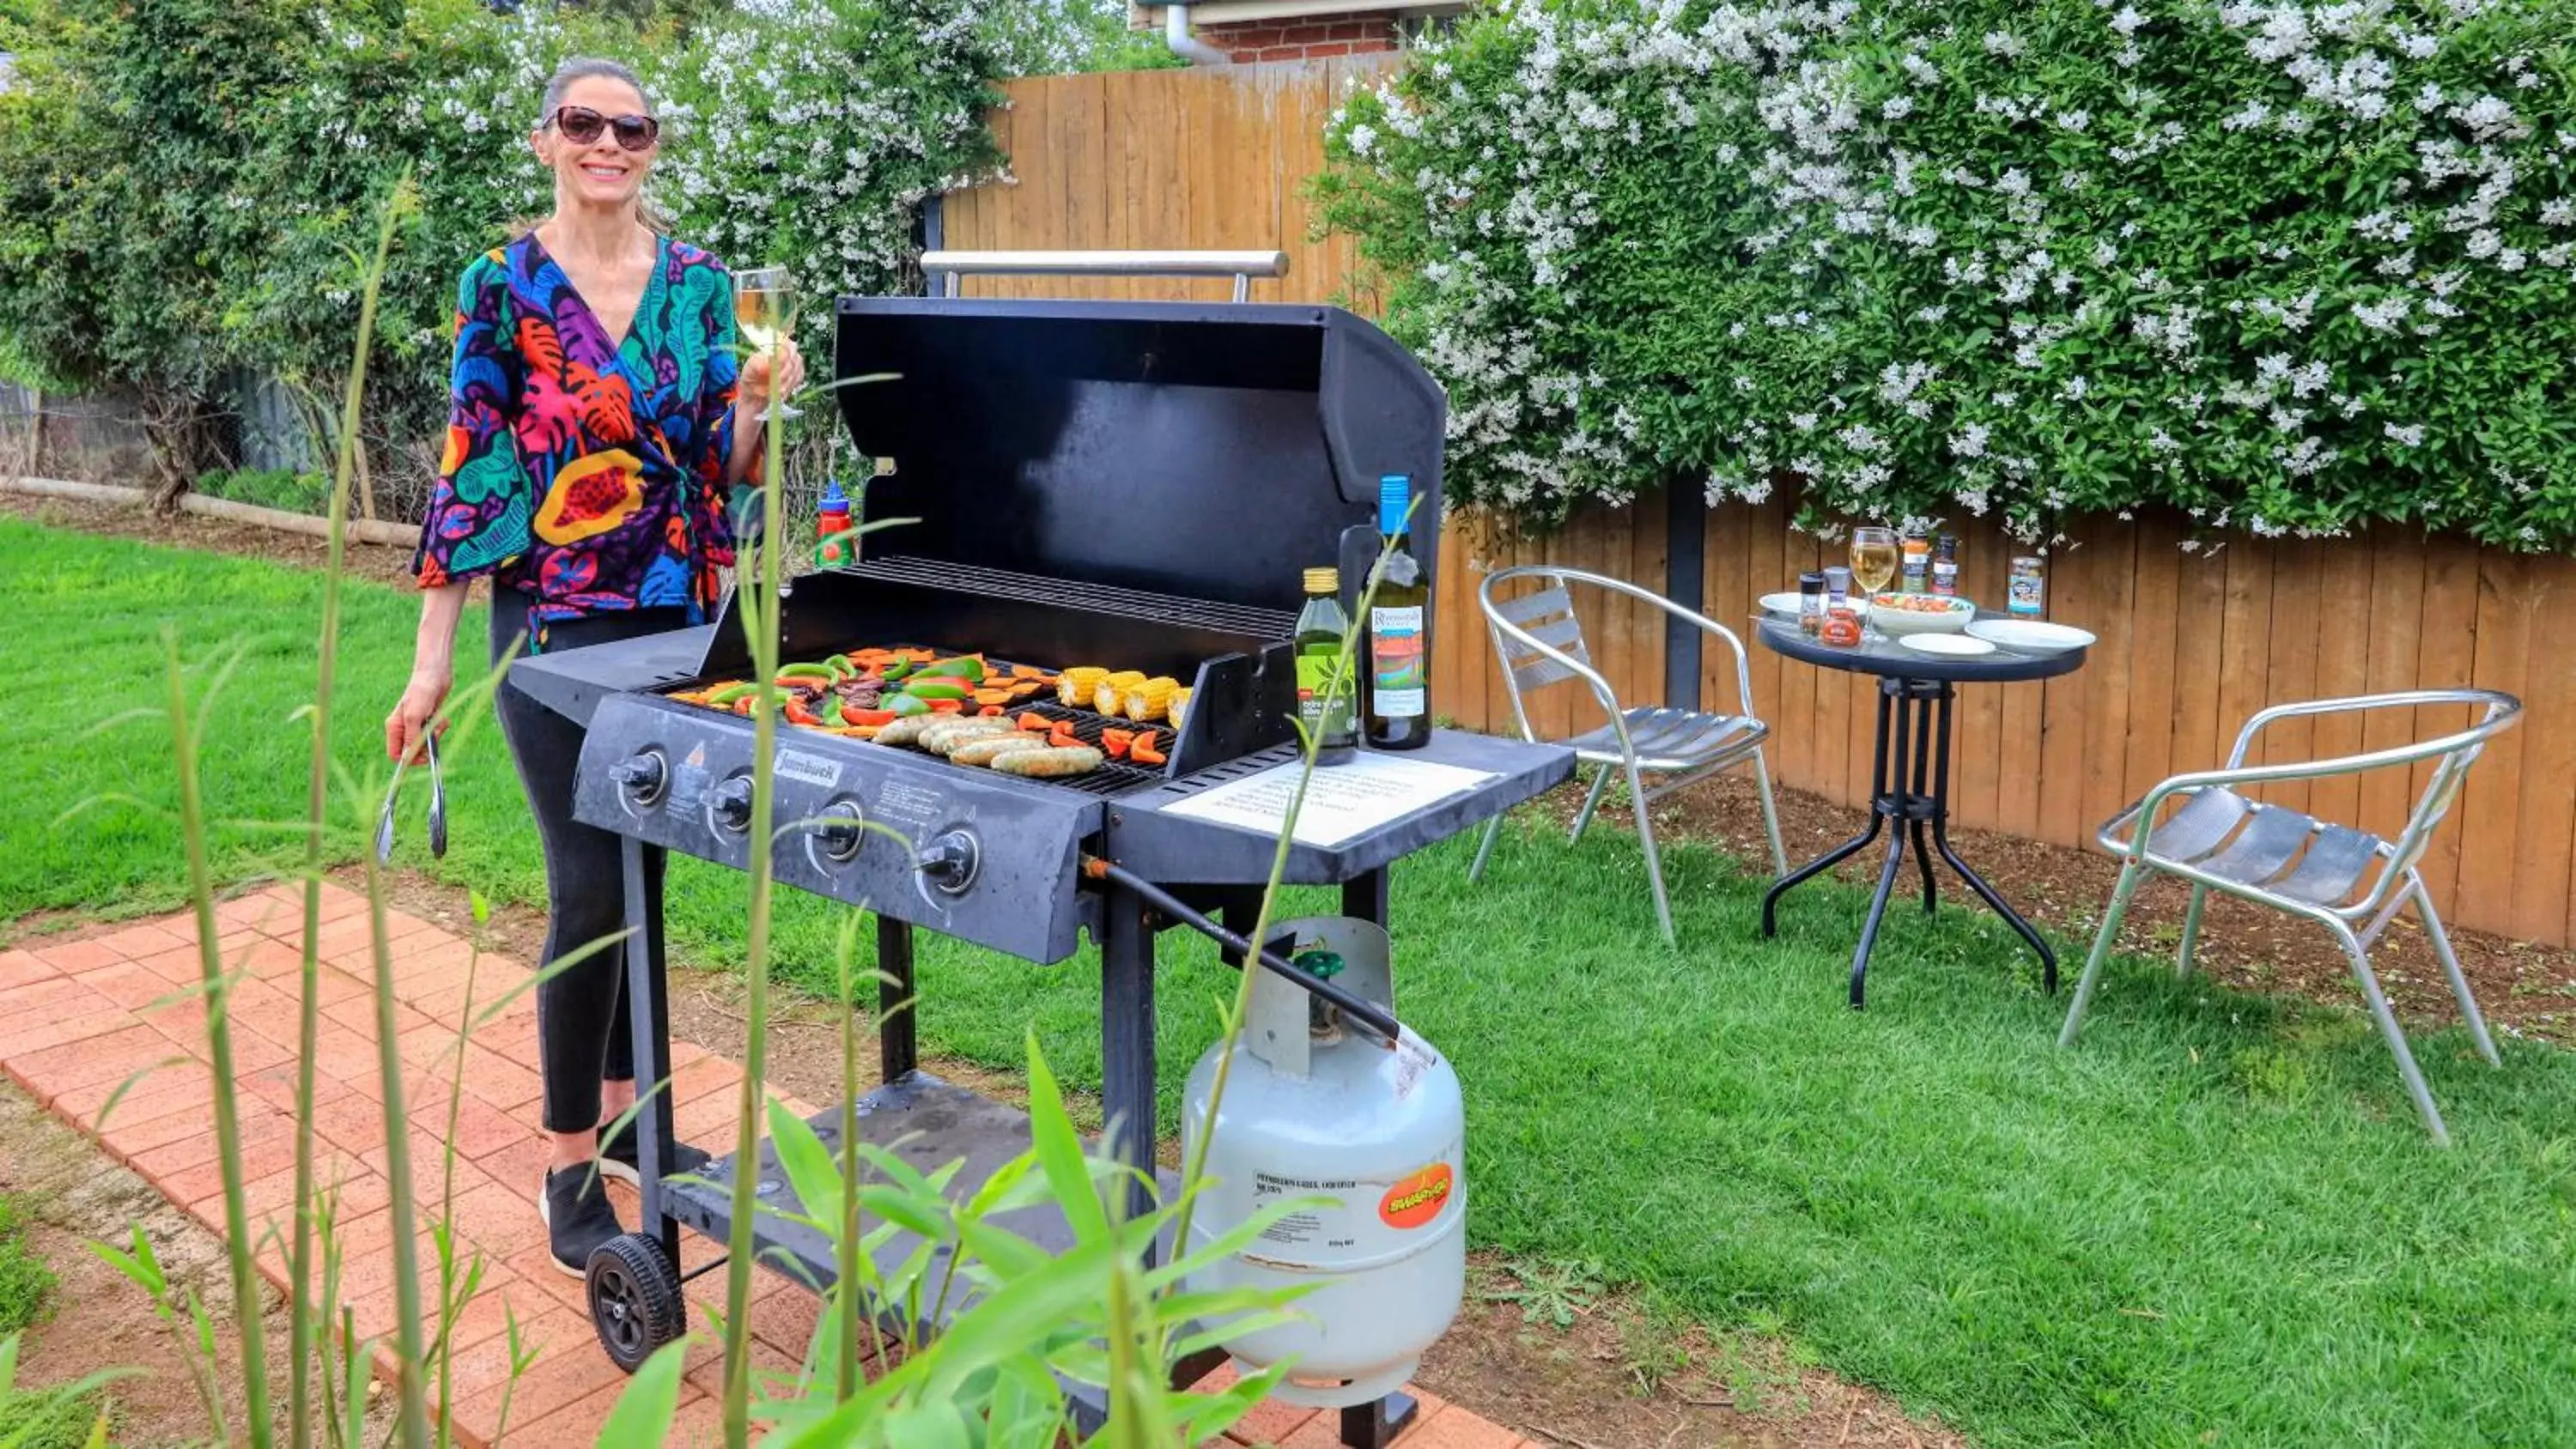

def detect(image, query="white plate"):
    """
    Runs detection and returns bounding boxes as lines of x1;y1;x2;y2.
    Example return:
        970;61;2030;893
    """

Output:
1965;619;2096;653
1899;634;1996;658
1759;591;1807;616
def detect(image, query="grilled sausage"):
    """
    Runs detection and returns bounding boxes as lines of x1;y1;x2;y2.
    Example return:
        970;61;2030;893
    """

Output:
873;714;942;749
922;718;1016;755
990;745;1106;779
948;733;1056;767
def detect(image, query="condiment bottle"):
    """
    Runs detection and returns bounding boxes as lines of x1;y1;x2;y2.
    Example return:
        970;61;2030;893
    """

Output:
1899;535;1931;593
1931;535;1959;597
1295;566;1358;765
1799;571;1826;635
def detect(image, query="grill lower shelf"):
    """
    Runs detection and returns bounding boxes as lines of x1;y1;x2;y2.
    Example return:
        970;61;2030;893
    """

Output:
656;1071;1183;1382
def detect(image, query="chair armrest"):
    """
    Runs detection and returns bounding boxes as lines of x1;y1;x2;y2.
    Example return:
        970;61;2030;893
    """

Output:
1482;609;1626;746
2222;689;2517;767
1562;572;1764;721
2119;714;2515;860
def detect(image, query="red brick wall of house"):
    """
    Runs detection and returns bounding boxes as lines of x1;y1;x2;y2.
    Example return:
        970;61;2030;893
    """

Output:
1196;14;1400;64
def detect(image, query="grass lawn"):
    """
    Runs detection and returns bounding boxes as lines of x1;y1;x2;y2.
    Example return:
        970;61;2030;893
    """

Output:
7;515;2575;1446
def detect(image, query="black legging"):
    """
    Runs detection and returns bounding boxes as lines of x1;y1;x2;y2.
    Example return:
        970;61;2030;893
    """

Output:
489;604;686;1136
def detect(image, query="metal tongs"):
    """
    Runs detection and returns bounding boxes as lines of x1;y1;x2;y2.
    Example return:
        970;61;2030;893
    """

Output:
376;730;448;864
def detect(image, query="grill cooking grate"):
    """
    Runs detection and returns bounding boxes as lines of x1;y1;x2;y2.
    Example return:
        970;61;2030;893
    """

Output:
660;646;1174;798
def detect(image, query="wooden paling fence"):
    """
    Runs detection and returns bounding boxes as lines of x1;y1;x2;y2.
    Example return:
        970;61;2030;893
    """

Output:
945;64;2576;947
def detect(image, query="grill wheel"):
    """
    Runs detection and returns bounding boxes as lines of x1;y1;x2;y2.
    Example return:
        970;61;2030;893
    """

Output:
586;1233;687;1373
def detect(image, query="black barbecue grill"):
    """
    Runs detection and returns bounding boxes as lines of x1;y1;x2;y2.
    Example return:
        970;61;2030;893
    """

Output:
510;289;1576;1446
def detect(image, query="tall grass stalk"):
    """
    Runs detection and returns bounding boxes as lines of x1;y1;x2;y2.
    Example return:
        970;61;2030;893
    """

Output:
720;349;795;1449
160;630;274;1449
288;174;413;1449
1162;517;1407;1318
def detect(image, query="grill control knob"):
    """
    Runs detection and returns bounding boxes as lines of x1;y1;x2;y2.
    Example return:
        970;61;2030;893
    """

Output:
609;751;666;806
710;774;756;834
915;829;981;895
816;799;866;863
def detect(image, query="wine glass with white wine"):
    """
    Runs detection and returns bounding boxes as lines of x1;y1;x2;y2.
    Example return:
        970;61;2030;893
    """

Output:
732;265;801;422
1849;526;1898;640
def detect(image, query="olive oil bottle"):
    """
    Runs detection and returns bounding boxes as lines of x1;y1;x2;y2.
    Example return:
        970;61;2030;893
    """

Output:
1295;566;1358;765
1364;475;1431;750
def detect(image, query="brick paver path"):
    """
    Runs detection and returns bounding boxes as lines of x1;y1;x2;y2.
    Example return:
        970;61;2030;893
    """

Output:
1;883;1532;1447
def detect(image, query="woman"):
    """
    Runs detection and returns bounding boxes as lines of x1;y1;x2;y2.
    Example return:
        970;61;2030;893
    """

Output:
385;57;804;1276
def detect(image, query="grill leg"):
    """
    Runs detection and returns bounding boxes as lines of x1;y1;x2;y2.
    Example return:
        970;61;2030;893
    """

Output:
1336;868;1420;1441
1340;1392;1421;1448
877;914;916;1084
1100;882;1158;1242
621;837;680;1264
1341;870;1389;931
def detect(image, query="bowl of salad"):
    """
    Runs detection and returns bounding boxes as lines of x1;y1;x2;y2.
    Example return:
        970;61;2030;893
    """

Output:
1868;594;1977;636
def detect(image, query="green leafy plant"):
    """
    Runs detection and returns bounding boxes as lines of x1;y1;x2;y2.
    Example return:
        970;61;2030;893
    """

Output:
1317;0;2576;549
1479;1255;1606;1331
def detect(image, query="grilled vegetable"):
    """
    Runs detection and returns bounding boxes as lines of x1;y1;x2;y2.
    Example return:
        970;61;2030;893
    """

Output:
1169;686;1193;731
1101;728;1135;761
991;744;1106;778
882;661;915;682
1015;712;1054;734
1122;677;1177;723
702;682;756;707
841;705;897;728
950;733;1055;767
886;694;933;717
1095;671;1146;715
902;679;971;701
972;688;1014;706
978;705;1006;717
1059;668;1108;709
919;655;987;683
785;697;823;727
778;663;837;682
1129;737;1167;767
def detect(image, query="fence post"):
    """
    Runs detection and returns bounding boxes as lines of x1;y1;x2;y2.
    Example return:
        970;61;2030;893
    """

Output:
21;388;39;476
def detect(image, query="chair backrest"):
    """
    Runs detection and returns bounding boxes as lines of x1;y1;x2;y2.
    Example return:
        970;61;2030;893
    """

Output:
1478;567;1606;744
2374;689;2522;896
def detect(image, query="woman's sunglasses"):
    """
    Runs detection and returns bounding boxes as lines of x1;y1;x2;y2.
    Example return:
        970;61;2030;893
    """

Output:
546;105;659;153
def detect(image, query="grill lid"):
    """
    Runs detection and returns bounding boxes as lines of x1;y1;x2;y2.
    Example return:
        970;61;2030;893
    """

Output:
831;298;1444;616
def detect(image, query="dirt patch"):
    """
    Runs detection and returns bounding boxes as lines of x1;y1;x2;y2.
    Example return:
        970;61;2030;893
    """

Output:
0;492;437;596
0;1084;397;1447
1418;1255;1961;1449
1584;773;2576;1048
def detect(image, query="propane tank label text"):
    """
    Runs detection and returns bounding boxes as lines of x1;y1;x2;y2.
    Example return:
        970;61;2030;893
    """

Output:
1228;1147;1463;1270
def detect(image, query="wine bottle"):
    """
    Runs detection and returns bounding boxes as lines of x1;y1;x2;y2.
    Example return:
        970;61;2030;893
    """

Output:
1294;566;1358;765
1364;475;1431;750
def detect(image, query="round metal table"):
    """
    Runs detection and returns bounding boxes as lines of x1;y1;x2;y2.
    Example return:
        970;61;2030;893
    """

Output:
1755;612;2088;1007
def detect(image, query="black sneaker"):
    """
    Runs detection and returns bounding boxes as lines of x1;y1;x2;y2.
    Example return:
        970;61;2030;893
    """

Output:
538;1163;624;1278
595;1120;712;1185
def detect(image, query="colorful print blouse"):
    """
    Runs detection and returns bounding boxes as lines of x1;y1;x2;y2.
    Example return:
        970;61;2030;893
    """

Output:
413;233;746;634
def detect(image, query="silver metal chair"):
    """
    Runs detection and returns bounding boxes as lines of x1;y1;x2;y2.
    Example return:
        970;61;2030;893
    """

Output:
2058;688;2522;1145
1470;566;1787;944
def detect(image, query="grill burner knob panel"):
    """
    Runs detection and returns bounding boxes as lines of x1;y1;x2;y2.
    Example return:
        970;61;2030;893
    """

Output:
816;799;866;863
611;751;667;807
915;829;981;895
710;774;756;834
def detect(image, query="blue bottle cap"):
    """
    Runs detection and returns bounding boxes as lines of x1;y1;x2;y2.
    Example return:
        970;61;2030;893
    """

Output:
818;479;850;514
1378;475;1411;533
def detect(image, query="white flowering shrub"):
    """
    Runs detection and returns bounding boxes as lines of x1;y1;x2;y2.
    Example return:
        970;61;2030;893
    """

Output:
1316;0;2576;549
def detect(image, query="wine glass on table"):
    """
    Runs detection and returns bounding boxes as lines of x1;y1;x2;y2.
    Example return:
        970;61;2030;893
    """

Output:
732;266;801;422
1849;526;1898;640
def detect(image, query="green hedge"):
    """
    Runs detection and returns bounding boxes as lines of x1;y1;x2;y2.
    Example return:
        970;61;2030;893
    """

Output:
1317;0;2576;549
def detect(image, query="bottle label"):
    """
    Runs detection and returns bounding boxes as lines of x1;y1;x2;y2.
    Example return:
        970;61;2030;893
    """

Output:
1296;652;1353;741
1370;606;1427;718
